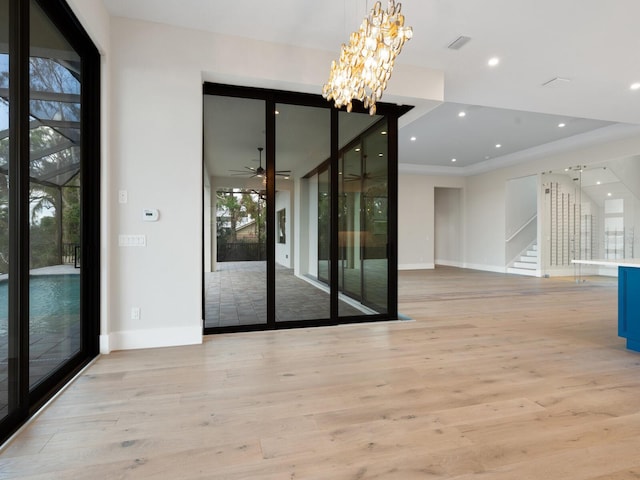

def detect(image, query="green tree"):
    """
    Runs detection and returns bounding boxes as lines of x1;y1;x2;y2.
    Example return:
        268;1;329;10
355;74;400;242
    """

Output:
216;191;246;244
241;192;265;243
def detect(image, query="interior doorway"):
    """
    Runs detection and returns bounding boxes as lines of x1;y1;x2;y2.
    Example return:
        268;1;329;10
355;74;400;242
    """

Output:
434;187;463;267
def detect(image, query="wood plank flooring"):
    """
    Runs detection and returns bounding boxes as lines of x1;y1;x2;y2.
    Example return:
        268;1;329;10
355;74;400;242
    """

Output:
2;267;637;479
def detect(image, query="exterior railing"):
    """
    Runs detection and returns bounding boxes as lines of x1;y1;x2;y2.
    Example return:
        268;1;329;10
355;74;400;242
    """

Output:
217;242;266;262
63;243;80;268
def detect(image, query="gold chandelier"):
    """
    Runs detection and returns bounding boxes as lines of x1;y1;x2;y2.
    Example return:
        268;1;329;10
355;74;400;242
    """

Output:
322;0;413;115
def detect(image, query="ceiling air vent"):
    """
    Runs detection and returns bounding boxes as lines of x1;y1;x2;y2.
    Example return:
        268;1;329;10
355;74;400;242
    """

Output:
447;36;471;50
542;77;572;87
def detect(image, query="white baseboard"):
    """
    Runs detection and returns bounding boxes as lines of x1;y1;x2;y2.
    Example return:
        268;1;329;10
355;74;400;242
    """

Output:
101;324;203;352
99;335;111;354
398;262;435;270
462;263;507;274
435;260;465;268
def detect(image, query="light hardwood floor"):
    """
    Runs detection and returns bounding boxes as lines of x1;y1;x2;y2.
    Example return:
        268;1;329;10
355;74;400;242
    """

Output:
2;267;637;479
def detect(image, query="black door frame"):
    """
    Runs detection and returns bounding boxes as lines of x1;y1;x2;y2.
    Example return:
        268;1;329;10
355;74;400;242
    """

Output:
202;82;408;334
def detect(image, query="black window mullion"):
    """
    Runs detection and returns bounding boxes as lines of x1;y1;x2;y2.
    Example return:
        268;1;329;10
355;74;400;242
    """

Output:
266;96;276;327
79;27;100;356
330;108;339;320
8;0;31;415
387;112;398;319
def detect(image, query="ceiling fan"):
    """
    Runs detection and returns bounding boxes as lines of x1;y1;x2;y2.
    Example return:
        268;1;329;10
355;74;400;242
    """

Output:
342;155;386;182
229;147;291;178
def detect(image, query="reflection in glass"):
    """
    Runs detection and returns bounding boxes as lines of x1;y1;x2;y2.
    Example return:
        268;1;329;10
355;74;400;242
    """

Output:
29;1;82;388
317;167;330;284
362;123;388;312
338;114;389;316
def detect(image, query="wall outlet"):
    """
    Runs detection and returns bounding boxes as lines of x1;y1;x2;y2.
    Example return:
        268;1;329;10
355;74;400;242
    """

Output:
118;190;128;204
131;307;140;320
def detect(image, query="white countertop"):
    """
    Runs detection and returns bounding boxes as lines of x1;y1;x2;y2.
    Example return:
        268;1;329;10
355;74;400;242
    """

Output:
572;259;640;268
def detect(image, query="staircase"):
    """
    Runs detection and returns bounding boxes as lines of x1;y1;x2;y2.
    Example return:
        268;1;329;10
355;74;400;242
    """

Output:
507;243;539;276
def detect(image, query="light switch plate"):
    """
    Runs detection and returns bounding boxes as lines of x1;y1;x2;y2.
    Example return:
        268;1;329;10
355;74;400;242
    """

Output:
118;234;146;247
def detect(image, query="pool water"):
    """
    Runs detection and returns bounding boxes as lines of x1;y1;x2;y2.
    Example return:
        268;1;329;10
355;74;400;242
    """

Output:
0;274;80;335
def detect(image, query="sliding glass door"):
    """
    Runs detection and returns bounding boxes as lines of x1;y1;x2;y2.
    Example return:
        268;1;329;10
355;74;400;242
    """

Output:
203;83;402;333
28;0;83;388
0;0;100;445
338;115;389;315
275;103;330;323
203;95;267;329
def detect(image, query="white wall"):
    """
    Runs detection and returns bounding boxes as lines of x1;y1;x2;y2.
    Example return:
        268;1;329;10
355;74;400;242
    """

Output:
398;174;465;270
106;18;205;351
505;175;537;239
56;4;444;352
462;136;640;273
434;188;463;267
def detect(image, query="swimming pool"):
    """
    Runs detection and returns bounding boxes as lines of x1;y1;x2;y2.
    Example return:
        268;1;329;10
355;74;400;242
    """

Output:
0;274;80;336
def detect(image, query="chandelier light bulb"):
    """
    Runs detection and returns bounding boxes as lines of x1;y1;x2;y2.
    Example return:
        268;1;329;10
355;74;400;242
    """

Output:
322;0;413;115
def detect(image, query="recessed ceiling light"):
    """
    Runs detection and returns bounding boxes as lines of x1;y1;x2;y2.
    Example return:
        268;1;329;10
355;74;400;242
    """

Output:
458;111;466;117
381;131;387;135
451;158;457;162
275;110;280;115
608;192;612;196
495;144;502;148
630;83;640;90
558;123;566;128
355;148;361;152
488;57;500;67
596;181;601;185
378;153;384;157
410;136;417;141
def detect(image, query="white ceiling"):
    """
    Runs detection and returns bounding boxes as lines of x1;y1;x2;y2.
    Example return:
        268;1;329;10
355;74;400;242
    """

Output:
102;0;640;174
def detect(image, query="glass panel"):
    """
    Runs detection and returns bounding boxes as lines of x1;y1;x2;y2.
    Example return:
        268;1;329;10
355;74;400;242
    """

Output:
317;167;330;284
203;96;267;328
338;111;388;317
361;121;388;313
541;159;640;283
0;0;9;420
339;144;362;298
29;1;82;388
275;103;330;322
